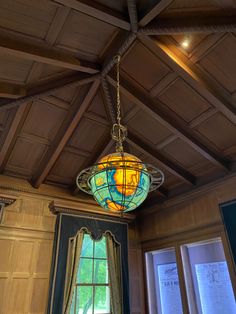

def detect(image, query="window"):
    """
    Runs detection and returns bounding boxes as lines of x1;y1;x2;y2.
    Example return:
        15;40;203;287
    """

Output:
181;238;236;314
145;238;236;314
146;248;183;314
70;234;111;314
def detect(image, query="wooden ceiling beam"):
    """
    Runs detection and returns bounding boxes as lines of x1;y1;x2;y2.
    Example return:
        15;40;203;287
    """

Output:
53;0;130;30
139;36;236;125
0;33;99;74
140;15;236;35
0;81;26;99
139;0;174;27
107;74;231;170
0;103;32;172
127;0;138;33
127;132;196;185
0;73;99;111
31;79;100;188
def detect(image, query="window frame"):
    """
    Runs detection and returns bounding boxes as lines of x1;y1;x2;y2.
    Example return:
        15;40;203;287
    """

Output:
143;227;236;314
70;233;111;314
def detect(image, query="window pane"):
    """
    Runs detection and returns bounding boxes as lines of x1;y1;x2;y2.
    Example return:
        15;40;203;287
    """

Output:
181;238;236;314
77;258;93;283
95;238;107;258
76;286;93;314
94;286;110;314
93;259;109;284
69;290;76;314
145;248;183;314
81;234;93;258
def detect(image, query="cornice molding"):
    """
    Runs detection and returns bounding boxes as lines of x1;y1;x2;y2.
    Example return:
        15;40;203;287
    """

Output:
50;200;136;223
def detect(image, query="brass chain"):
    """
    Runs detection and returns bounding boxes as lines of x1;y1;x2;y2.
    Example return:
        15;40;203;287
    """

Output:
116;54;121;127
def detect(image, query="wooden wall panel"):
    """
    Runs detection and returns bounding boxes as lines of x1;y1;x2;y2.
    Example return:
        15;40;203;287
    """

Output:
0;193;55;314
139;176;236;244
0;180;139;313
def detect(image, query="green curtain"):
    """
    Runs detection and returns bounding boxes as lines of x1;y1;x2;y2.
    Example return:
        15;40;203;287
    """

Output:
106;233;122;314
63;229;85;314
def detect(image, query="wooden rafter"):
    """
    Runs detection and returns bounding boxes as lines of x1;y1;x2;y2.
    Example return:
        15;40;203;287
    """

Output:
0;81;26;99
107;74;231;170
31;79;100;188
127;132;196;185
127;0;138;33
53;0;130;30
140;15;236;35
0;73;99;111
0;33;99;74
139;35;236;125
0;103;32;172
138;0;174;27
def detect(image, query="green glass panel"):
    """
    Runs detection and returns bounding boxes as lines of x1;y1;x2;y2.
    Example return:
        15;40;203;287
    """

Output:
94;238;107;259
77;258;93;283
93;259;108;284
76;286;93;314
94;286;110;314
81;234;93;258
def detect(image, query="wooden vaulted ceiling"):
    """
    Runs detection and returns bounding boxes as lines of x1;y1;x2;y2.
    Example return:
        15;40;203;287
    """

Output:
0;0;236;209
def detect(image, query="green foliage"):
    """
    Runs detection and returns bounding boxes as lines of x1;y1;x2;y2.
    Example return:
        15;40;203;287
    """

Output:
70;235;110;314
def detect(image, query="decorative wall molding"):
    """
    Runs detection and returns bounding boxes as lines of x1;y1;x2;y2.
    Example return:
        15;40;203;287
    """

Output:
50;200;135;222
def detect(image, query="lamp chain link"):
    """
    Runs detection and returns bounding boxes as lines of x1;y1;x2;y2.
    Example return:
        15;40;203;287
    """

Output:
111;55;127;153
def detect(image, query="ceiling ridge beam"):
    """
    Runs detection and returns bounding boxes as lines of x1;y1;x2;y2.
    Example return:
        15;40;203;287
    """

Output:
0;73;99;111
0;33;99;74
102;33;136;76
107;74;231;170
139;15;236;35
31;79;100;188
53;0;130;30
127;0;138;33
139;0;174;27
139;35;236;125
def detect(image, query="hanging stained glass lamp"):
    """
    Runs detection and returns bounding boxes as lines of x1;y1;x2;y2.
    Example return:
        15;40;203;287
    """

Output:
76;55;164;213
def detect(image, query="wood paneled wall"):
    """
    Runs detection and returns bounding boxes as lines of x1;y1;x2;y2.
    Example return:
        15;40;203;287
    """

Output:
0;194;55;314
139;176;236;246
0;175;142;314
138;176;236;313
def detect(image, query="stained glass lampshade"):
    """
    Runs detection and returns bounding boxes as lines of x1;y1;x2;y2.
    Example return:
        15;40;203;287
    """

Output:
76;152;164;213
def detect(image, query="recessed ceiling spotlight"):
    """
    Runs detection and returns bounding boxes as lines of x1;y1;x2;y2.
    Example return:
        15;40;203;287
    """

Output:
181;37;190;48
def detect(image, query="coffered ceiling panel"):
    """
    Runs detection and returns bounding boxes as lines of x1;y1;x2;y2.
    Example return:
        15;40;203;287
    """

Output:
95;0;128;14
21;100;68;142
121;41;171;91
68;117;110;153
47;151;87;185
0;52;33;83
195;112;236;151
161;138;206;168
0;0;56;39
56;10;117;60
127;110;173;146
87;89;109;121
198;33;236;94
5;136;48;177
158;78;211;123
165;0;236;13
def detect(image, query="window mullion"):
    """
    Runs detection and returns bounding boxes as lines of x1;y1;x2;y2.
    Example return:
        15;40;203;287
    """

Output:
175;245;192;314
